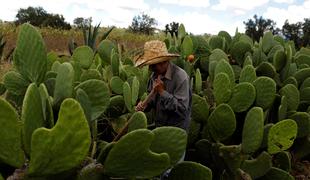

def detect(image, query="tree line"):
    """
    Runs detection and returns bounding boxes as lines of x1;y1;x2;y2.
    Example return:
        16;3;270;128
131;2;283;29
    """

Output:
5;6;310;49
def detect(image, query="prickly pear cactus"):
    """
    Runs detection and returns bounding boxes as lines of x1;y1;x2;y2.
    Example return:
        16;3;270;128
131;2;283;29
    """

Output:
213;73;232;104
72;46;94;69
53;62;74;107
104;129;170;178
28;98;91;176
239;65;256;83
258;167;294;180
0;98;24;168
253;77;276;110
279;84;299;111
123;82;132;112
268;119;297;154
214;59;235;88
3;71;30;95
227;82;256;112
131;76;140;106
207;104;236;141
150;127;187;165
288;112;310;138
167;161;212;180
241;151;272;179
195;68;202;94
97;40;117;65
110;76;124;95
241;107;264;154
75;79;110;120
13;23;47;83
191;94;209;123
128;111;147;132
22;83;45;156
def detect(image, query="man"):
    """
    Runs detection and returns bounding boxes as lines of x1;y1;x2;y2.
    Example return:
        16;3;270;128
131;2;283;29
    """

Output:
134;40;192;131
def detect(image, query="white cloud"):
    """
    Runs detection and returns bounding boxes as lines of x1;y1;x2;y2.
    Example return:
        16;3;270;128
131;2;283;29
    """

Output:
263;0;310;27
158;0;210;7
149;8;242;35
273;0;294;4
212;0;269;11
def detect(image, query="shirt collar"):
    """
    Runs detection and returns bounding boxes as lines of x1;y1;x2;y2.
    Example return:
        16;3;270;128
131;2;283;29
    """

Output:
164;62;172;80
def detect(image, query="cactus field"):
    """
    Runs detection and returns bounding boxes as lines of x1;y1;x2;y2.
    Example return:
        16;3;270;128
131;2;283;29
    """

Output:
0;23;310;179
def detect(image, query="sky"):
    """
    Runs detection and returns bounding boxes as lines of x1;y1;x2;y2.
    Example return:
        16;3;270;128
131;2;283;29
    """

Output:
0;0;309;35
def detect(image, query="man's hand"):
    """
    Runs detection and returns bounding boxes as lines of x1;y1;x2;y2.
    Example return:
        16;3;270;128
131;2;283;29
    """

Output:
153;77;165;95
135;101;146;111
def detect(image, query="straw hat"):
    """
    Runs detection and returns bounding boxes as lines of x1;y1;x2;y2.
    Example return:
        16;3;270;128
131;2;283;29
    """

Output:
134;40;180;67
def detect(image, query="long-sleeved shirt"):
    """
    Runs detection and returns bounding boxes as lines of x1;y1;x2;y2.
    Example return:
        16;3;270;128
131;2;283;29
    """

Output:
145;62;192;131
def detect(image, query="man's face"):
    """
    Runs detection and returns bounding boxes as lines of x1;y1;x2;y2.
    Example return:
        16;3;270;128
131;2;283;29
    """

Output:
149;61;167;75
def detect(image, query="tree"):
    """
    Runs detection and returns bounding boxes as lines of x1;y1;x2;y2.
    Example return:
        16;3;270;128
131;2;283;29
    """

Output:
164;22;179;37
129;13;157;35
15;6;71;29
282;20;303;48
302;18;310;47
73;17;92;29
243;15;277;42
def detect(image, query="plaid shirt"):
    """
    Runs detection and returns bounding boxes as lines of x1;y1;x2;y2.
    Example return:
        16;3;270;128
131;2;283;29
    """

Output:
146;62;192;131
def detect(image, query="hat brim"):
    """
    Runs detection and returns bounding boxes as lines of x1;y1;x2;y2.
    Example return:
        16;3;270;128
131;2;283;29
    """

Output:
135;54;180;67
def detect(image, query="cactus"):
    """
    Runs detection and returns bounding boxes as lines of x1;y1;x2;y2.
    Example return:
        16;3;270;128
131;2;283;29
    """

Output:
273;50;286;71
256;62;276;78
191;94;209;123
294;67;310;86
13;23;47;83
28;99;91;176
300;87;310;102
262;31;275;54
279;84;300;111
3;71;29;95
283;76;298;87
214;59;235;88
239;65;256;83
300;77;310;90
72;46;94;69
97;40;117;65
278;96;288;121
267;45;284;62
261;124;274;149
123;82;132;112
80;69;102;82
288;112;310;138
268;119;297;154
207;104;236;141
0;98;25;168
273;151;291;172
110;76;124;95
128;111;147;132
241;107;264;154
208;36;225;51
131;76;140;106
243;55;253;67
78;163;106;180
253;77;276;110
105;95;125;118
218;31;232;47
181;35;193;57
213;73;232;104
111;50;119;76
0;82;6;95
75;79;110;120
218;145;248;173
53;62;74;107
241;151;272;179
230;41;252;65
22;83;45;156
104;129;170;178
195;68;202;94
150;127;187;165
257;167;294;180
252;47;268;67
76;88;92;124
167;161;212;180
228;82;256;112
188;120;201;146
295;54;310;67
38;84;54;128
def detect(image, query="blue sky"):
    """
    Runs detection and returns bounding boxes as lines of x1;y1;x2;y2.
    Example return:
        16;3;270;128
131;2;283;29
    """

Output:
0;0;309;35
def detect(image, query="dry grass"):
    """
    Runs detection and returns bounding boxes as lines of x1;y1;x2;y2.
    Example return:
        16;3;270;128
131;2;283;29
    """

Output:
0;61;12;82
